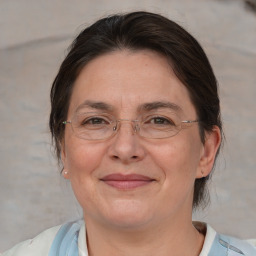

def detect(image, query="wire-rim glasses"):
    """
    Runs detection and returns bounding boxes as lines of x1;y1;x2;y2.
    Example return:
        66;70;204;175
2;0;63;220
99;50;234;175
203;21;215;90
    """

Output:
63;112;199;140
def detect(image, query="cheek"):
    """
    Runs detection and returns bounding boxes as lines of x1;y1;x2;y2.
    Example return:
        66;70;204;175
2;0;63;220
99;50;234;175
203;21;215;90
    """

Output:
64;136;105;178
63;138;107;208
151;133;202;188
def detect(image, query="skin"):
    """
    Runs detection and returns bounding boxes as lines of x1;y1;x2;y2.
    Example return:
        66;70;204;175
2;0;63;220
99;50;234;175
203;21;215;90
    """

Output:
61;50;221;256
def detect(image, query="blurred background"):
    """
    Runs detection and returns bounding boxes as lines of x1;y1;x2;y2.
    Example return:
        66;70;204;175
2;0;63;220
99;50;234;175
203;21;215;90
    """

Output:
0;0;255;252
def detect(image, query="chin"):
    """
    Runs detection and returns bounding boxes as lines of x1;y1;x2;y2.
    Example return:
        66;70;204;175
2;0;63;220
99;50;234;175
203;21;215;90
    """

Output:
105;214;152;230
100;199;154;230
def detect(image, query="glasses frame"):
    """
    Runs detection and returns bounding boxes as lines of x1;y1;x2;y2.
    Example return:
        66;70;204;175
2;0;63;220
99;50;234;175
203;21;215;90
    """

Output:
62;113;200;140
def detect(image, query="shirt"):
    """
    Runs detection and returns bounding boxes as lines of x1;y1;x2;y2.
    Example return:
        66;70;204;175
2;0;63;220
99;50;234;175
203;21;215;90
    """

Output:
2;221;255;256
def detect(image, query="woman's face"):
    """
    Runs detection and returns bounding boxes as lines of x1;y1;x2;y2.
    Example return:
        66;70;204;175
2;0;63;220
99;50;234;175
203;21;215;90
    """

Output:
62;50;219;230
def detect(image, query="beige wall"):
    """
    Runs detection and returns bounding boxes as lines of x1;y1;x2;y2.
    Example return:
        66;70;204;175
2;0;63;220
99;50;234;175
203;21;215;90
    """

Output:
0;0;255;251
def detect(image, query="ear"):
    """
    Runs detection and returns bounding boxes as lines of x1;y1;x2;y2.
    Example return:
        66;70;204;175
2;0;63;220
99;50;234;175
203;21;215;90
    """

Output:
61;140;70;180
196;126;221;178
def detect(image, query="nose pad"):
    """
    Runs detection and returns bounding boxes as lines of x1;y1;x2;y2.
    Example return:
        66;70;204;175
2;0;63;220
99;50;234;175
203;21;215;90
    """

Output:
134;122;140;133
113;120;138;135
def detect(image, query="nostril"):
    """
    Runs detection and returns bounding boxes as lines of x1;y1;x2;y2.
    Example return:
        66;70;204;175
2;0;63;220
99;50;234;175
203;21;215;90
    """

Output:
112;155;138;160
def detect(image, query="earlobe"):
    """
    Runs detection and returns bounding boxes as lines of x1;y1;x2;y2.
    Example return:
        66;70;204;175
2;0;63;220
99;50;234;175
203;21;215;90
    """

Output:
196;126;221;178
62;169;70;179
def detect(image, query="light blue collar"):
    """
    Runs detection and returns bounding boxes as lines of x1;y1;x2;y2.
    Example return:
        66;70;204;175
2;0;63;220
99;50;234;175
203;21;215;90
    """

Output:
48;221;81;256
209;232;255;256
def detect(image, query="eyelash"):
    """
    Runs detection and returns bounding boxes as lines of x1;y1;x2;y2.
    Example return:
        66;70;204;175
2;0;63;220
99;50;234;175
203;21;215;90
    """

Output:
146;116;175;125
82;117;110;125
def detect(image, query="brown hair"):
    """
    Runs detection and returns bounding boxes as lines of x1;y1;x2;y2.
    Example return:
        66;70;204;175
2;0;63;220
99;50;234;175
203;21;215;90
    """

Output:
49;11;222;209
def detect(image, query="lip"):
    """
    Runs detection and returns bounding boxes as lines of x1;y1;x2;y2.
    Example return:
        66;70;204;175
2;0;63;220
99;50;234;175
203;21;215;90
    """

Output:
100;174;155;190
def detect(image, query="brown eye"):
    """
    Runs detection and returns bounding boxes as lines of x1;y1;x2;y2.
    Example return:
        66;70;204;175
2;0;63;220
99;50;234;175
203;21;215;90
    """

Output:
86;118;106;124
81;117;109;126
149;117;175;126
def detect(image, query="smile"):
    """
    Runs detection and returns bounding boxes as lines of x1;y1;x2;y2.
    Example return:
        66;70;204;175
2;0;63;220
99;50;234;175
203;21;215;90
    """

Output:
100;174;155;190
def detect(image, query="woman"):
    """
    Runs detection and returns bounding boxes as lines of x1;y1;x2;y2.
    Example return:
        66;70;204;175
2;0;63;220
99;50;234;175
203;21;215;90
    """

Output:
2;11;255;256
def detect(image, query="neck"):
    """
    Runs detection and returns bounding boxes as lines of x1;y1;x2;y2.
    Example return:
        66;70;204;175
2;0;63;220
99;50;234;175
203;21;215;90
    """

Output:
84;213;205;256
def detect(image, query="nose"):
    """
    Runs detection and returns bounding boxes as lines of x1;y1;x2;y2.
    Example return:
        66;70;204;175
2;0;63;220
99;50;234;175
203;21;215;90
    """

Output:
108;121;146;164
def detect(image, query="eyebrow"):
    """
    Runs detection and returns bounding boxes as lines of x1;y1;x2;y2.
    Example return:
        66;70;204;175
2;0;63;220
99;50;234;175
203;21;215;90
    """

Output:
138;101;183;113
76;100;113;112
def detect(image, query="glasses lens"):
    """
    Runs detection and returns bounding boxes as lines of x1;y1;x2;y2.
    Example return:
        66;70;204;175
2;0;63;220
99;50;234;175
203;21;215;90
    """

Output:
140;113;181;139
72;112;115;140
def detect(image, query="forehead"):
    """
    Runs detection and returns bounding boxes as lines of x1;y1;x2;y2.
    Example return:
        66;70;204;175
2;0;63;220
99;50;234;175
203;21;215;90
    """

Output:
69;50;196;117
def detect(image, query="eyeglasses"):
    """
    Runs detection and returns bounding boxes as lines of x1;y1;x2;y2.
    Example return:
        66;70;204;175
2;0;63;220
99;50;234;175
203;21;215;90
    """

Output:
63;112;199;140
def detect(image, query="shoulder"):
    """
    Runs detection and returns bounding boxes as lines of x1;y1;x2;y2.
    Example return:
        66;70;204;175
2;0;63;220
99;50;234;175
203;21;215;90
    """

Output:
216;233;256;256
1;225;61;256
209;229;256;255
196;222;256;256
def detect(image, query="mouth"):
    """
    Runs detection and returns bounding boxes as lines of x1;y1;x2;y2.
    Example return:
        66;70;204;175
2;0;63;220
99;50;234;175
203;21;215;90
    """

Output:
100;173;156;190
